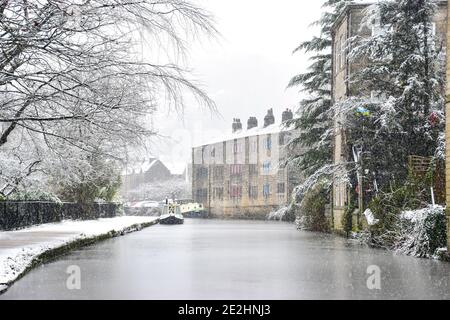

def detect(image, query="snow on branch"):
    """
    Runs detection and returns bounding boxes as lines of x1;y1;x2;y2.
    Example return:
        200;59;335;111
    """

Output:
292;162;353;204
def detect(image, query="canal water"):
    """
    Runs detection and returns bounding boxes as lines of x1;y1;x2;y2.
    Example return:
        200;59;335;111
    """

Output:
1;219;450;299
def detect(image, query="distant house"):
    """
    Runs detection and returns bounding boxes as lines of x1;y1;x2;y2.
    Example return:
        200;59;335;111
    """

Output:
122;158;172;190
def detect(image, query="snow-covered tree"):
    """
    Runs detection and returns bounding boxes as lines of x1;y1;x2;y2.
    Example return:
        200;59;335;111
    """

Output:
0;130;43;198
339;0;445;191
0;121;122;201
287;0;353;176
0;0;216;197
46;144;122;202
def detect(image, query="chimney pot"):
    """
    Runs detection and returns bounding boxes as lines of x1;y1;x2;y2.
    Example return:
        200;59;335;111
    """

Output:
282;108;293;122
264;108;275;128
247;116;258;130
232;118;243;133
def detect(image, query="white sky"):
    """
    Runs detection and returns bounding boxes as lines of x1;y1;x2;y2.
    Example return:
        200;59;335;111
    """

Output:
150;0;324;173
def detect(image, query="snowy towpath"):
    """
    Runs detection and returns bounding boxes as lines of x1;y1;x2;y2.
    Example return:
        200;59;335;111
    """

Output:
0;216;159;293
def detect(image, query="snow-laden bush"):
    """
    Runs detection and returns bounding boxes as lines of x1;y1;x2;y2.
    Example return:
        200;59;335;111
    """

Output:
52;152;122;203
268;205;297;222
8;190;61;203
395;205;447;258
360;205;447;258
295;184;330;232
268;182;330;228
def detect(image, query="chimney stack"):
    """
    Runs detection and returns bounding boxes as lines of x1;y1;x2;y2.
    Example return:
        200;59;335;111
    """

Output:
247;116;258;130
282;108;293;122
232;118;242;133
263;108;275;128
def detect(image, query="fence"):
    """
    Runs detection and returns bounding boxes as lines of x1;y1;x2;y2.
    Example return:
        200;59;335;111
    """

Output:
0;201;122;231
408;155;445;204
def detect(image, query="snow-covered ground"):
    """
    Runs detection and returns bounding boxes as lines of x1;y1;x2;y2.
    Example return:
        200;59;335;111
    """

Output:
0;216;159;293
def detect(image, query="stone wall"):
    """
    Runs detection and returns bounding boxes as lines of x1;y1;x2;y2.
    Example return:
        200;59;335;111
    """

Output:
0;201;122;231
208;205;279;220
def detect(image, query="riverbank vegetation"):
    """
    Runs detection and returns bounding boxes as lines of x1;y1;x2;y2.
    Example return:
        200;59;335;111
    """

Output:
296;184;330;232
288;0;447;259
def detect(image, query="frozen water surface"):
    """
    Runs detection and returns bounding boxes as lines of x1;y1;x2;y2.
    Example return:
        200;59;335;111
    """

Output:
1;219;450;300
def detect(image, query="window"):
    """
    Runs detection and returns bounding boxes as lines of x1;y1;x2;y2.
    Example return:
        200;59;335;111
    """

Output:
213;166;224;180
230;185;242;199
233;139;242;154
196;188;208;202
248;185;258;199
262;161;271;174
264;135;272;150
277;183;285;194
196;167;208;180
263;184;270;199
214;187;223;200
230;164;243;176
249;164;258;176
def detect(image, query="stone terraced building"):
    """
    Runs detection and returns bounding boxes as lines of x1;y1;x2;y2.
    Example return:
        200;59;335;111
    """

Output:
192;109;303;219
332;1;448;231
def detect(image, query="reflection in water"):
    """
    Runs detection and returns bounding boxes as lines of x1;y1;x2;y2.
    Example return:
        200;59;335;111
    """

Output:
1;219;450;300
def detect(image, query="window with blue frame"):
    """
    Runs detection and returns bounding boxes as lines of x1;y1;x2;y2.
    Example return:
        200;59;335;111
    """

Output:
264;135;272;150
262;161;271;174
263;184;270;199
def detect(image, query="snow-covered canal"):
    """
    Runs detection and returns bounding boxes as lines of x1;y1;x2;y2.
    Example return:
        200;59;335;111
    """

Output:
1;219;450;300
